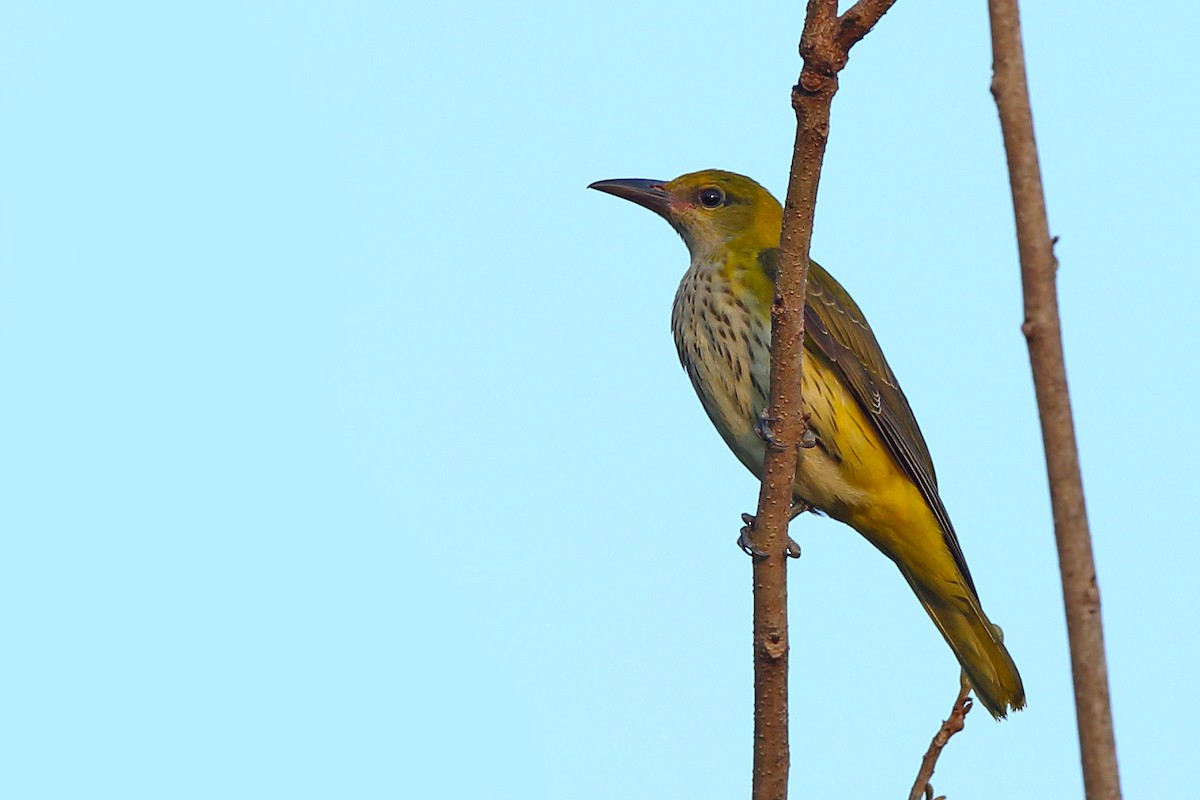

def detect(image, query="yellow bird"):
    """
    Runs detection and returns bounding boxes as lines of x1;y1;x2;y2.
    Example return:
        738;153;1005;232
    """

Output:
590;169;1025;718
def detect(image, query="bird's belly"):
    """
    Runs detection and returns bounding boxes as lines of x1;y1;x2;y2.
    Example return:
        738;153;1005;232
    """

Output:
694;348;893;523
673;274;907;524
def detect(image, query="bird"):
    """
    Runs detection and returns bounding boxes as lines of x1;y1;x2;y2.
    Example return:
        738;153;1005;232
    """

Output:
589;169;1025;719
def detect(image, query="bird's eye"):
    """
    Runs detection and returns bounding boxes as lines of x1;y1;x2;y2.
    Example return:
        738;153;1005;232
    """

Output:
699;187;725;208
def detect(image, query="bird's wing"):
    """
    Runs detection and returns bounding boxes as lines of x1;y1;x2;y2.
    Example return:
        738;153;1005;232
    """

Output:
760;249;976;594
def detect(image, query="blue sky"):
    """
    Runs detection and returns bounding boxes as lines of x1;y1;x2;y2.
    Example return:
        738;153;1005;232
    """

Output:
3;2;1197;798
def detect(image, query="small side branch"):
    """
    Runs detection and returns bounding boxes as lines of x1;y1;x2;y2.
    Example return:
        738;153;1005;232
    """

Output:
907;685;973;800
837;0;900;52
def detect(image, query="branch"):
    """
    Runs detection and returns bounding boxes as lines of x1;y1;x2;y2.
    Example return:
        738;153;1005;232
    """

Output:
907;684;973;800
748;3;896;799
987;2;1122;799
838;0;900;52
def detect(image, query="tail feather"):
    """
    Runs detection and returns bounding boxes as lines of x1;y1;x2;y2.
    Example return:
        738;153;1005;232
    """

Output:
902;568;1026;719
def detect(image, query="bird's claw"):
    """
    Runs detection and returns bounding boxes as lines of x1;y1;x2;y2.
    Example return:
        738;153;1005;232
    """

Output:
798;417;818;449
738;513;767;558
754;411;786;452
786;537;802;559
757;411;818;451
737;512;801;559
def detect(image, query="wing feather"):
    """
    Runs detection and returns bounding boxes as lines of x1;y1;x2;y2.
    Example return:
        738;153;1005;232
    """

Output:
760;249;977;594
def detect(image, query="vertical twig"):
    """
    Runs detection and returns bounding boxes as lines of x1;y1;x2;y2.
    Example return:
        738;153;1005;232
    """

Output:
907;684;973;800
987;3;1122;799
749;3;897;798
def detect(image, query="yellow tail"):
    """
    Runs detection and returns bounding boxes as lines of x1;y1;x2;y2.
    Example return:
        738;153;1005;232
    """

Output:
901;566;1026;718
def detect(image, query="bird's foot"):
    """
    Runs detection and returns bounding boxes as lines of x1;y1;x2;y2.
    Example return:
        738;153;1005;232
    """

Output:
786;536;802;559
737;512;802;559
798;415;818;449
757;410;818;451
738;513;767;558
754;411;786;452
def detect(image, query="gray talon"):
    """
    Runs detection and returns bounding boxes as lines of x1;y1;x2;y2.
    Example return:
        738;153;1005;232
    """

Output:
738;514;767;558
738;512;800;559
754;410;786;451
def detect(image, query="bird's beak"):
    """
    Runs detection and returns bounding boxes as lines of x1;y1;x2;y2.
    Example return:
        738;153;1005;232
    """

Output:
588;178;671;219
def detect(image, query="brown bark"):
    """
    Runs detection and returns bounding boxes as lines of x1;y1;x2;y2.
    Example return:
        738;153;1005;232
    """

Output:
906;685;973;800
748;3;897;799
987;2;1122;799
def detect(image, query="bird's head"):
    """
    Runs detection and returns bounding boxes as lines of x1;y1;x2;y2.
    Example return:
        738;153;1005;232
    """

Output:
589;170;782;259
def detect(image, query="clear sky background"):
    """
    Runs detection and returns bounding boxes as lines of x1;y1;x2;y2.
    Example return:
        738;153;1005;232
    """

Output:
3;2;1197;798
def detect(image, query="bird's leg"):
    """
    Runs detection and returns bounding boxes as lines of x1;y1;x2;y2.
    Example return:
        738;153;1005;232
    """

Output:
788;500;814;521
783;501;814;558
738;512;802;559
746;412;814;557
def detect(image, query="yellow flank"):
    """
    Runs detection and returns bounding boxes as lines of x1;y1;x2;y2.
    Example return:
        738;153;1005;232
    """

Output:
797;349;958;587
591;168;1025;718
800;351;912;518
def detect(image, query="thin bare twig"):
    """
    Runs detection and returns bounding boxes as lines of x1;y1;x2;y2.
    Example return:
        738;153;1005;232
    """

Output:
749;3;897;799
907;685;973;800
987;3;1122;799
